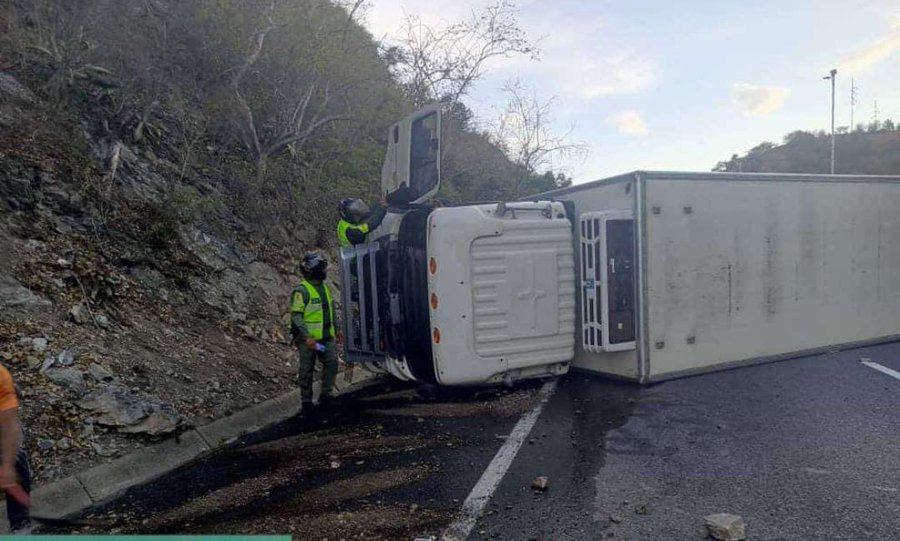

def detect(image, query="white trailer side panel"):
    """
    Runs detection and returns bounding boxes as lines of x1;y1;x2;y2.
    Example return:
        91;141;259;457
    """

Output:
644;176;900;379
548;177;639;378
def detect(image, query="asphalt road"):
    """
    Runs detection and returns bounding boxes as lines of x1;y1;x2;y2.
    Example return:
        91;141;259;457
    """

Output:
475;342;900;541
46;342;900;540
47;381;546;540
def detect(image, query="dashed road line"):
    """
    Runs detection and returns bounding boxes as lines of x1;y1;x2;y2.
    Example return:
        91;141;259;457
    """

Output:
860;359;900;381
440;379;558;541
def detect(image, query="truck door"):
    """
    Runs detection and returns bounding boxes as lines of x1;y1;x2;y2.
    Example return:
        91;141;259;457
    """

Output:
381;104;442;205
580;211;636;352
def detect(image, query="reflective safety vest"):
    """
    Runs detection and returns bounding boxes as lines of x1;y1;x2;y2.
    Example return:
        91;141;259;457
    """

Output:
337;219;369;247
292;280;335;340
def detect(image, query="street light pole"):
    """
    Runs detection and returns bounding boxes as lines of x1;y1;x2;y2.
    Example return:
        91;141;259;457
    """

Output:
824;68;837;174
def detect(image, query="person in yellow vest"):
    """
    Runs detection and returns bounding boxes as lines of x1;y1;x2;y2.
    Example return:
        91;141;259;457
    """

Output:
337;197;387;247
291;253;343;411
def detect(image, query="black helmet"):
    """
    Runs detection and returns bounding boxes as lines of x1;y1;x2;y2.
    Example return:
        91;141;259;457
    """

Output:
338;198;370;223
300;253;328;276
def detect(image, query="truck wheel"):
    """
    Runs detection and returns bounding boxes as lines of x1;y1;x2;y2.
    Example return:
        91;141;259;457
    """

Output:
416;383;441;400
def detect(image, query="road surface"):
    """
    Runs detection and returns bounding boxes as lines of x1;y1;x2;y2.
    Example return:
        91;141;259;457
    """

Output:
47;342;900;540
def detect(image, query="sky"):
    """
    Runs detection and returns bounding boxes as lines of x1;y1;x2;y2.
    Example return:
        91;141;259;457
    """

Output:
362;0;900;183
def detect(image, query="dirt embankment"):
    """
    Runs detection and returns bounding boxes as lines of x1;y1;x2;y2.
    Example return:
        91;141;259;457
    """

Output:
0;71;343;484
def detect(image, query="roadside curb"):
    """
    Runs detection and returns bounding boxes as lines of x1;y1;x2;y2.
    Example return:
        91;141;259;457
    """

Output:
31;368;385;519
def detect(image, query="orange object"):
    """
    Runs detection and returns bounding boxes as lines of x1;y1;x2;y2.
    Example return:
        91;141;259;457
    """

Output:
0;366;19;412
4;484;31;508
430;293;439;310
433;328;441;344
429;257;437;275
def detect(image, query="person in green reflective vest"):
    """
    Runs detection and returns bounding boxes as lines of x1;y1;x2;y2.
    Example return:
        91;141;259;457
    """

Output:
291;253;343;411
337;197;387;247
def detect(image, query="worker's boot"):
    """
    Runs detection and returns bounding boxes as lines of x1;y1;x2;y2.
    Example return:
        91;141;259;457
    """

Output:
299;399;314;415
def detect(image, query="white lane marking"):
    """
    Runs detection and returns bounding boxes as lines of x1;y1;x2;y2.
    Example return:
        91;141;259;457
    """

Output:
861;360;900;381
441;379;558;541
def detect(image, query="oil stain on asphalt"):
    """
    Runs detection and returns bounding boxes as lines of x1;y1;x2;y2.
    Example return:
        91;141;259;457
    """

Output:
45;380;577;540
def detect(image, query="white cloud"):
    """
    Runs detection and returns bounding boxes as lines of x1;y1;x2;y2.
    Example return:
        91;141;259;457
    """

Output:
577;55;655;98
731;83;790;117
608;110;648;136
837;15;900;75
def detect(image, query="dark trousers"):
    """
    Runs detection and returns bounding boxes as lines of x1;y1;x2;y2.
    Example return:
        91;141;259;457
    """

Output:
6;446;31;531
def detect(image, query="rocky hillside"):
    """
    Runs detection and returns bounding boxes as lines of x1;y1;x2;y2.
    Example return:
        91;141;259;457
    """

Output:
0;70;311;483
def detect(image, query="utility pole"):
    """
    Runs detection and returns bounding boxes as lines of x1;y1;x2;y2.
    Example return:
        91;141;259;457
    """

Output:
823;68;837;174
874;100;880;129
850;78;858;130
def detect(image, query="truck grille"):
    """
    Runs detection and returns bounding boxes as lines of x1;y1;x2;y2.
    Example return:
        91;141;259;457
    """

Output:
340;243;386;362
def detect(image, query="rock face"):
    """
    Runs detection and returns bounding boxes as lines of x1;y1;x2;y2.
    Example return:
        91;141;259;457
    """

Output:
0;70;297;481
0;274;51;310
31;337;49;354
704;513;747;541
69;303;91;325
87;363;115;382
77;385;183;436
45;368;87;394
56;347;78;366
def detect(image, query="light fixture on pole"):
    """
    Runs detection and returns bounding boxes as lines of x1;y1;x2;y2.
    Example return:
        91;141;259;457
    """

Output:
823;69;837;174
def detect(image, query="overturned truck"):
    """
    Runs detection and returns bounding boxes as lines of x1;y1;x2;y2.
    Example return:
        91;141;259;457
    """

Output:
341;106;900;385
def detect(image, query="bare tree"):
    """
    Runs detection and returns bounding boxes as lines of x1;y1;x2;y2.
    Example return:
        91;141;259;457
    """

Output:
225;0;364;181
495;79;587;182
395;1;538;107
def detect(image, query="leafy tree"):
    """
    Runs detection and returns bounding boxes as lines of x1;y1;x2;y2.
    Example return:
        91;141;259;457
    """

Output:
713;128;900;175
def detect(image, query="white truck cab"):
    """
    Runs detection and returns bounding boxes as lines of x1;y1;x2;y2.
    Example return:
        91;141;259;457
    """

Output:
340;106;574;386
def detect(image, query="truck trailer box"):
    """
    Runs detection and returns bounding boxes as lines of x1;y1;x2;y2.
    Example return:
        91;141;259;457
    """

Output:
541;171;900;383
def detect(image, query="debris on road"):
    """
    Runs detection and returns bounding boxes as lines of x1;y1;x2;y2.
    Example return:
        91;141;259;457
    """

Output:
704;513;747;541
531;476;549;491
609;514;623;524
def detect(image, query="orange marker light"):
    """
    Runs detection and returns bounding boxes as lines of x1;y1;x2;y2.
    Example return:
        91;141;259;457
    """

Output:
429;257;437;275
431;293;439;310
433;328;441;344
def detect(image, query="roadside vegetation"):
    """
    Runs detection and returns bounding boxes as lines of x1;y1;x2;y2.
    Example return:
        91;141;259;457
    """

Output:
714;124;900;174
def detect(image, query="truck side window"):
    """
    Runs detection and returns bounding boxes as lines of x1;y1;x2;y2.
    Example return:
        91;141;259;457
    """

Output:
409;112;438;197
